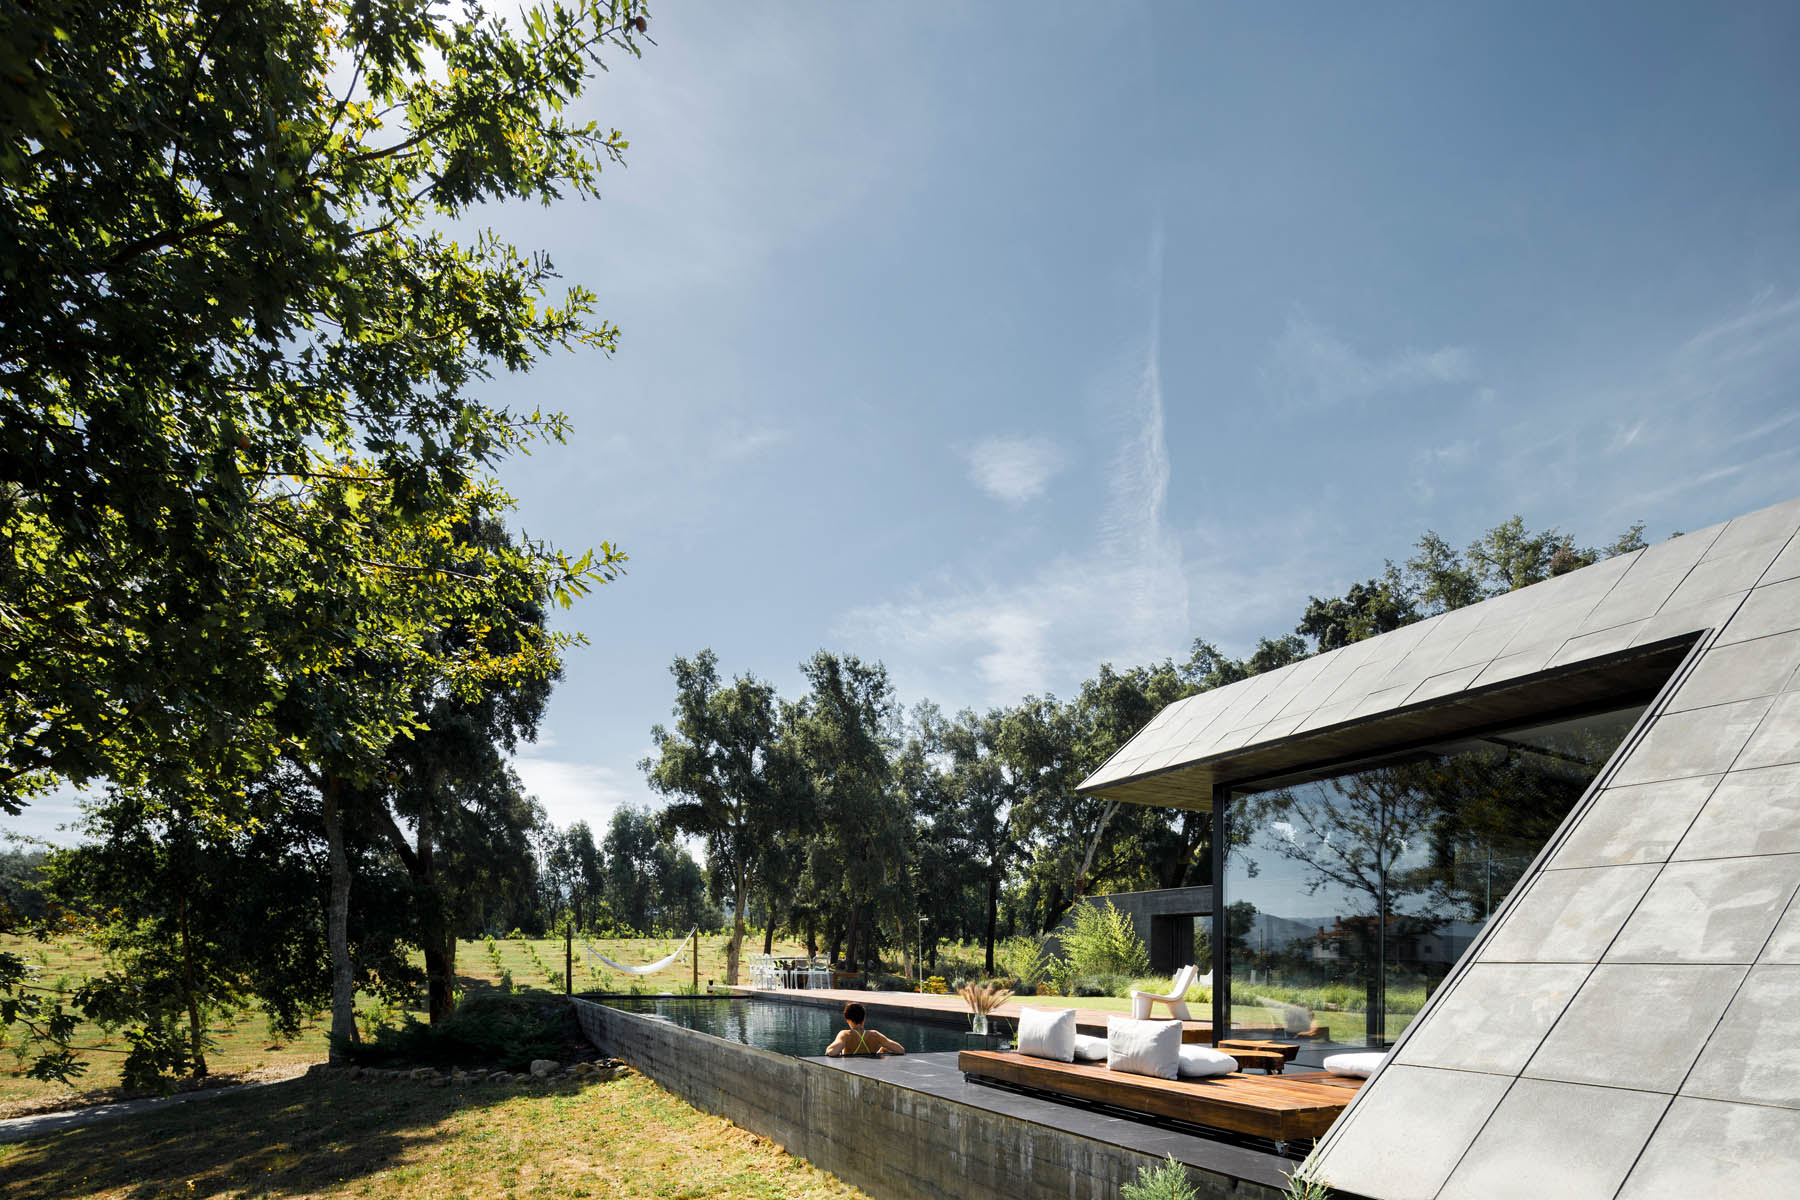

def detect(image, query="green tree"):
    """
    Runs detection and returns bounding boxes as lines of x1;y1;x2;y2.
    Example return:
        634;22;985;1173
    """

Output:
789;652;906;972
546;821;605;931
1;0;643;815
641;652;812;983
1298;566;1420;652
925;707;1026;974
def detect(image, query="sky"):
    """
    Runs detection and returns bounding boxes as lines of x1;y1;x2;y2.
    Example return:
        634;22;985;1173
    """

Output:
9;1;1800;847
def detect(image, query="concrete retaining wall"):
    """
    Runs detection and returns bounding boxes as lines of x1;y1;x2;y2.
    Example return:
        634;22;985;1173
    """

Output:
572;997;1283;1200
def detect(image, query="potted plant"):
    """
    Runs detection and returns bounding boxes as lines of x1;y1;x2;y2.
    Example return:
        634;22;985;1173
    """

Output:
958;981;1014;1037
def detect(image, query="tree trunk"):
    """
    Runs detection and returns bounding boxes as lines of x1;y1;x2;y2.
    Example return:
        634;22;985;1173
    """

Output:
984;870;1000;976
845;903;861;972
725;869;747;985
416;808;457;1024
179;893;207;1078
762;923;775;955
323;773;356;1059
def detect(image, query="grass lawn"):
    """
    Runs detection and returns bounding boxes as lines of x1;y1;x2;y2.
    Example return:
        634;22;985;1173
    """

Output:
0;1069;870;1200
0;931;810;1116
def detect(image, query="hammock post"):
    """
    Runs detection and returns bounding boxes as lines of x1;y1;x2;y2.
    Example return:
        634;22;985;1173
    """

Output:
692;928;698;995
565;923;573;997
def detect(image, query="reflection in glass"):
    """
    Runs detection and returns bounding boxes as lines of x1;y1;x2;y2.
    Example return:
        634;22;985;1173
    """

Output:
1222;706;1643;1057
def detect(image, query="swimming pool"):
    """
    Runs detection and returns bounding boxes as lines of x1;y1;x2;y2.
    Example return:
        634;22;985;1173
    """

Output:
597;995;982;1057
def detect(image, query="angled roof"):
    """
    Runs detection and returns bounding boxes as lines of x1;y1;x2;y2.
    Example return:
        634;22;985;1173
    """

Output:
1079;498;1799;809
1082;494;1800;1200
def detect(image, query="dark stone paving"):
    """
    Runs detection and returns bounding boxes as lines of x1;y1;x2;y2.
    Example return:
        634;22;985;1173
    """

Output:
808;1050;1295;1192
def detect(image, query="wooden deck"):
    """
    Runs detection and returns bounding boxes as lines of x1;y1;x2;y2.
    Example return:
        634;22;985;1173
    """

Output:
958;1049;1361;1149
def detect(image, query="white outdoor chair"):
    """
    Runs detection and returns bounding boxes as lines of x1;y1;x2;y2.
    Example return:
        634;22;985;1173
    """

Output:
1130;963;1199;1021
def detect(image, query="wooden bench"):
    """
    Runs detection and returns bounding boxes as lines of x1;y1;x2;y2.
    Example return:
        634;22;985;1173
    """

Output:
1218;1039;1300;1073
958;1051;1360;1151
1072;1018;1213;1045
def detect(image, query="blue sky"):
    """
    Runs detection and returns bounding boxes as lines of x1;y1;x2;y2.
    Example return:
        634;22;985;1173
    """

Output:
9;2;1800;845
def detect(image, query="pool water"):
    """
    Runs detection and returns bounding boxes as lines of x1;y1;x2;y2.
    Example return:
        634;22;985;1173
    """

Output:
598;995;980;1056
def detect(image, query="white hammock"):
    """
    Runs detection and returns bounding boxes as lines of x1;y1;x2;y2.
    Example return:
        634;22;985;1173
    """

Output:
585;930;696;976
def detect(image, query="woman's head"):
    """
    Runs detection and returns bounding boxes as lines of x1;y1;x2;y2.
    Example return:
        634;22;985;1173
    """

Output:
843;1002;866;1026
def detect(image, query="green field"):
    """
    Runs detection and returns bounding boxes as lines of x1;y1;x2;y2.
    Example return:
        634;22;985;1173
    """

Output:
0;931;811;1116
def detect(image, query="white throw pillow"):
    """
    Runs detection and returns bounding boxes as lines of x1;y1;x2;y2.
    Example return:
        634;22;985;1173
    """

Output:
1072;1033;1108;1062
1176;1045;1238;1078
1323;1051;1387;1078
1106;1016;1182;1080
1016;1007;1077;1062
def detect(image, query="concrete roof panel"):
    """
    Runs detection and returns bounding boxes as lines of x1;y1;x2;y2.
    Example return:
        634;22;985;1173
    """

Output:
1436;1078;1670;1200
1548;775;1721;870
1664;545;1786;610
1392;962;1593;1076
1617;1097;1800;1200
1608;697;1773;787
1523;964;1746;1092
1606;854;1800;965
1736;690;1800;772
1663;629;1800;713
1628;589;1750;648
1716;575;1800;646
1545;620;1646;667
1403;663;1485;705
1671;763;1800;860
1309;1065;1511;1200
1577;564;1690;633
1704;495;1800;561
1683;964;1800;1108
1479;864;1659;964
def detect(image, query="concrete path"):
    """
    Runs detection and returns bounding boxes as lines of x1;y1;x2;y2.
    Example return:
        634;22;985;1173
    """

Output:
0;1075;292;1144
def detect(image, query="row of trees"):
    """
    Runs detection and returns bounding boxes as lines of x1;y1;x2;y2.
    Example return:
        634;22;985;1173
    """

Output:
2;0;657;1082
646;516;1654;985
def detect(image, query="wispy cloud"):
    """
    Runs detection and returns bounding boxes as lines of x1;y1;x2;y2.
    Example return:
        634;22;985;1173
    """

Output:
710;420;792;464
1260;310;1474;409
837;221;1189;707
510;748;661;835
962;435;1066;504
1408;439;1475;503
1542;289;1800;523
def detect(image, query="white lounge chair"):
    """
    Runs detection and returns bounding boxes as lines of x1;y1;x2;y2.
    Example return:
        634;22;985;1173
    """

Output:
1130;963;1199;1021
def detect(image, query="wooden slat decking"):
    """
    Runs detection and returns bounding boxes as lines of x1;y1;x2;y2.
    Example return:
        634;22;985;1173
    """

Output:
957;1050;1361;1147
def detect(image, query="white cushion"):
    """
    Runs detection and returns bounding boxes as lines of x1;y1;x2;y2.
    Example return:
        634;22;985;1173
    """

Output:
1072;1033;1108;1062
1016;1007;1077;1062
1323;1051;1387;1078
1176;1045;1238;1078
1106;1016;1182;1080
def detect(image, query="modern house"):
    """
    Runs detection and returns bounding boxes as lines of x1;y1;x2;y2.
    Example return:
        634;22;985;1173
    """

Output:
1076;494;1800;1199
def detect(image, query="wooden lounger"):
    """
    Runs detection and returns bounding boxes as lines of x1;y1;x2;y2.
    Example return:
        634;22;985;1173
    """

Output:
958;1051;1360;1150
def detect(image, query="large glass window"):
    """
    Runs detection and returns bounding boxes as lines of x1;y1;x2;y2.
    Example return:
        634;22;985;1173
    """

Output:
1219;705;1644;1057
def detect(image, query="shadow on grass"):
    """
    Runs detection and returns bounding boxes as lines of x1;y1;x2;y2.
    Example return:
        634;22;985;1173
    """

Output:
0;1072;586;1200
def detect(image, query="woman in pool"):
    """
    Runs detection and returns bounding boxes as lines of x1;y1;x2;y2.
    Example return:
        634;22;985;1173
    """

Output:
824;1002;906;1057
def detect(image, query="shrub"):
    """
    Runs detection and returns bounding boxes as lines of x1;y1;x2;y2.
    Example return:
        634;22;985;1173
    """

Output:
1121;1155;1197;1200
1071;972;1131;998
1061;900;1150;979
923;975;950;995
997;936;1055;988
869;973;913;992
347;996;564;1072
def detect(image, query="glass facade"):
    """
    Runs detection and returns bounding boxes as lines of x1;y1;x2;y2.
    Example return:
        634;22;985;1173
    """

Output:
1218;705;1645;1057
